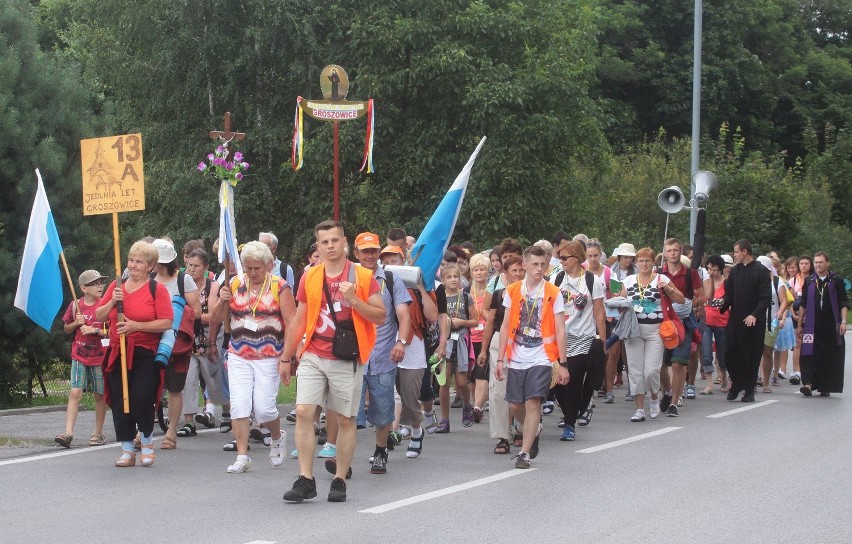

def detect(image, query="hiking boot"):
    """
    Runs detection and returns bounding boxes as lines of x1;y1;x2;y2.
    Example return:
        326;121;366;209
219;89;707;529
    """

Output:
283;475;317;502
328;477;347;502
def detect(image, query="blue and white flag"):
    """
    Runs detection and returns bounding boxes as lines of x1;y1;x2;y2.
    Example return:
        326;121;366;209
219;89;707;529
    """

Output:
218;181;243;278
411;136;486;289
14;170;64;331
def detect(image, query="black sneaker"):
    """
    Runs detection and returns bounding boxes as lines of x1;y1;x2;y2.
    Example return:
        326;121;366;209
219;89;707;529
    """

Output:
371;451;388;474
660;394;672;412
283;475;317;502
316;427;328;446
529;423;542;459
666;405;679;417
328;477;347;502
324;457;352;479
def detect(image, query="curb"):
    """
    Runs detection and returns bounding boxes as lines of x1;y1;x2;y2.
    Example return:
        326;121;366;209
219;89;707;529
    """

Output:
0;405;70;417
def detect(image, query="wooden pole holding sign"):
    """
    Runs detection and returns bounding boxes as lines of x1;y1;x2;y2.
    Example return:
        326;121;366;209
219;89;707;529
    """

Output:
80;133;145;413
208;112;246;335
292;65;374;222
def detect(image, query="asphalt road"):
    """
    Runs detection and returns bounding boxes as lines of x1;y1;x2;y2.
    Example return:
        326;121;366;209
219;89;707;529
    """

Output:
1;339;849;544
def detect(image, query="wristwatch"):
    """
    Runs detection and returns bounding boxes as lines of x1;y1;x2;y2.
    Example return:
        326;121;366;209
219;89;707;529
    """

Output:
398;338;409;346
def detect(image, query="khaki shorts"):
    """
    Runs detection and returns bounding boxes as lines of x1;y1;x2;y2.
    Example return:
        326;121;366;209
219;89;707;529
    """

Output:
296;352;364;418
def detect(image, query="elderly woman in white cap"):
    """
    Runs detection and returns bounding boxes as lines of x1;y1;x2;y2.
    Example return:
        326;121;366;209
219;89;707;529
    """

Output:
603;242;638;402
151;238;201;450
214;241;296;473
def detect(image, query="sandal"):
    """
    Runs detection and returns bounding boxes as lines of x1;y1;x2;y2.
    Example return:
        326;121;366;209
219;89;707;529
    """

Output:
714;376;721;384
512;433;523;448
223;439;248;452
160;436;177;450
176;423;197;437
494;438;511;455
140;450;155;467
88;433;106;446
54;433;73;449
115;451;136;467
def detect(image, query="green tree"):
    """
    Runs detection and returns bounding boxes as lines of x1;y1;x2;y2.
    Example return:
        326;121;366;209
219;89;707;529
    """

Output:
0;0;110;406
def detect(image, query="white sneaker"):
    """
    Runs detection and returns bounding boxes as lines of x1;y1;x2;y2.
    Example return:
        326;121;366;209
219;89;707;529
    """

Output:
317;443;337;458
269;433;286;467
650;401;660;419
630;409;646;422
227;455;252;473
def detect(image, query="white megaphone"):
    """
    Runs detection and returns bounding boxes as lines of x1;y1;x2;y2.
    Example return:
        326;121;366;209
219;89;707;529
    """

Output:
658;186;685;214
692;170;718;204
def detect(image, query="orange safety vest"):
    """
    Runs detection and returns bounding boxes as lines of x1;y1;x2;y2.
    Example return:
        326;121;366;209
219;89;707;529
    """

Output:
504;280;561;362
301;262;378;363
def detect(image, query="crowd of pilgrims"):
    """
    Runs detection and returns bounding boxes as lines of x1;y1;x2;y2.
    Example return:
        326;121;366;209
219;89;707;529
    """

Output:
55;227;847;484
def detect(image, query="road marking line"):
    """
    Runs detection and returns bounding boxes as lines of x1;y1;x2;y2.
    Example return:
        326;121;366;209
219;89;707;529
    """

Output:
706;399;778;418
0;428;220;467
243;541;277;544
575;427;682;454
360;469;536;514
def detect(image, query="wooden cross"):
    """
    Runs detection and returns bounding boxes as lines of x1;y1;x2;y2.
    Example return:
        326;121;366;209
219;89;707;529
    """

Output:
209;112;246;153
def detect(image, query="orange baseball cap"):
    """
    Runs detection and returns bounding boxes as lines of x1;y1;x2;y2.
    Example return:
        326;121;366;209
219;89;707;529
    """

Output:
380;245;405;257
354;232;381;250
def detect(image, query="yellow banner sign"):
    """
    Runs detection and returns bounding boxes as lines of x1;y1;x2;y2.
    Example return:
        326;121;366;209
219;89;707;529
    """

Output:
80;133;145;215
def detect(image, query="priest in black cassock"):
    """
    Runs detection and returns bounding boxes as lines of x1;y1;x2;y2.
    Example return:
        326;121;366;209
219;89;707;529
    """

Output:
720;239;771;402
797;251;848;396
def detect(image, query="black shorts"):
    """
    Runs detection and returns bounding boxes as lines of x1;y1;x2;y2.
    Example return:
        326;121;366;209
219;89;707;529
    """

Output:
164;362;188;393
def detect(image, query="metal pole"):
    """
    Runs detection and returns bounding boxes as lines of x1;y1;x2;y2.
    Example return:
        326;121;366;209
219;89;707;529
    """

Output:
690;0;703;245
333;121;340;221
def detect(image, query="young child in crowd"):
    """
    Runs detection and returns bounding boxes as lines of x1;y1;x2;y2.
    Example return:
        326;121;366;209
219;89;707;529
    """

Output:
55;270;109;448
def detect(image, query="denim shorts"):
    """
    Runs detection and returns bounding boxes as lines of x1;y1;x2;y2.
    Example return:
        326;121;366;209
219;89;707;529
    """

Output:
363;367;397;427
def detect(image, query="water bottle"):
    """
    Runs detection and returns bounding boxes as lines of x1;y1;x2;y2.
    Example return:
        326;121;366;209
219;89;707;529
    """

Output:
771;317;779;331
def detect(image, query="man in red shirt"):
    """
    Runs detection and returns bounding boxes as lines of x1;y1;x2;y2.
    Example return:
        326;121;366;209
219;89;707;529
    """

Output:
659;238;704;416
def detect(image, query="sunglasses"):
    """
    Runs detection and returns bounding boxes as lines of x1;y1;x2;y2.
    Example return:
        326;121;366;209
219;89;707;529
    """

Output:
558;254;576;262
